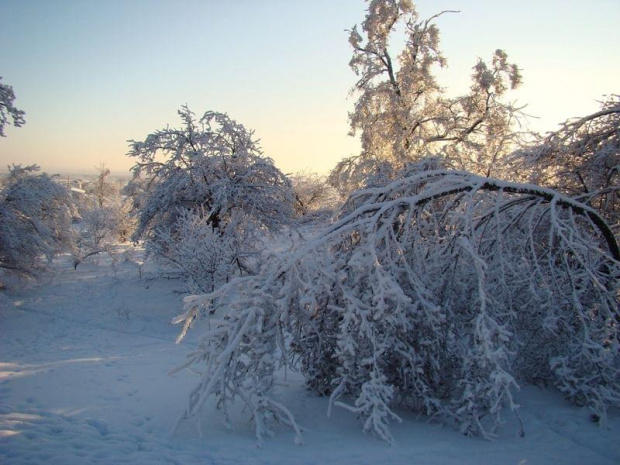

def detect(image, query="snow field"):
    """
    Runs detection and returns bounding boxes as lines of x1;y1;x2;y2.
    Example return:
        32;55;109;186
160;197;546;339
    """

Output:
0;249;618;464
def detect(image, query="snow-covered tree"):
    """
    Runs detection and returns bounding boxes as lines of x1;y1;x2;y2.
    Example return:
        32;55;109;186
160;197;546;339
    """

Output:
291;171;341;218
127;106;295;290
174;169;619;443
514;95;619;232
0;76;26;137
329;0;523;195
0;165;75;274
88;164;118;209
72;165;135;268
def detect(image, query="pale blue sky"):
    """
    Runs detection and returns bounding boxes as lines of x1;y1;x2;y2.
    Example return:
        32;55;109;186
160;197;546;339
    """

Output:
1;0;618;175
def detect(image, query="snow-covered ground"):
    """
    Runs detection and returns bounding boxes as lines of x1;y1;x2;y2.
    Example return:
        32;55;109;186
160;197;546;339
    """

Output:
1;248;618;464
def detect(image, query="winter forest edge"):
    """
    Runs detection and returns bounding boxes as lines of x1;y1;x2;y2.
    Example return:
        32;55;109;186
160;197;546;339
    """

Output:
1;0;619;458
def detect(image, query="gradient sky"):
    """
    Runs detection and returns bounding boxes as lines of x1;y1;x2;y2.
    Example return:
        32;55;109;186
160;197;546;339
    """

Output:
1;0;618;175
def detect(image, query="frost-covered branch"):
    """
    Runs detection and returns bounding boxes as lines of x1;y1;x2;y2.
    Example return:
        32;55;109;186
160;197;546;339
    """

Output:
514;95;619;233
0;76;26;137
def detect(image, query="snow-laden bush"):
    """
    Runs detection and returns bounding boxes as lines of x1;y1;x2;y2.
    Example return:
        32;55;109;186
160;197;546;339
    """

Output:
127;106;295;291
150;209;249;293
291;171;342;219
174;170;619;444
0;164;75;274
72;166;136;269
71;199;134;269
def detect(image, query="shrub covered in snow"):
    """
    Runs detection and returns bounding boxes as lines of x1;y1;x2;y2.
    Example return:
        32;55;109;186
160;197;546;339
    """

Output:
150;209;249;293
72;165;135;269
291;171;341;218
0;164;75;274
174;169;619;444
127;106;295;291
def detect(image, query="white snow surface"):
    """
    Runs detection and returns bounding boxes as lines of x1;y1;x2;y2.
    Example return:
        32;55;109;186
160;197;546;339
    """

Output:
1;247;618;464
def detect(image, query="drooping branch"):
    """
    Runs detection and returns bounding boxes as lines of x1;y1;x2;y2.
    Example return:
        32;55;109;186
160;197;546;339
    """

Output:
338;170;619;261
